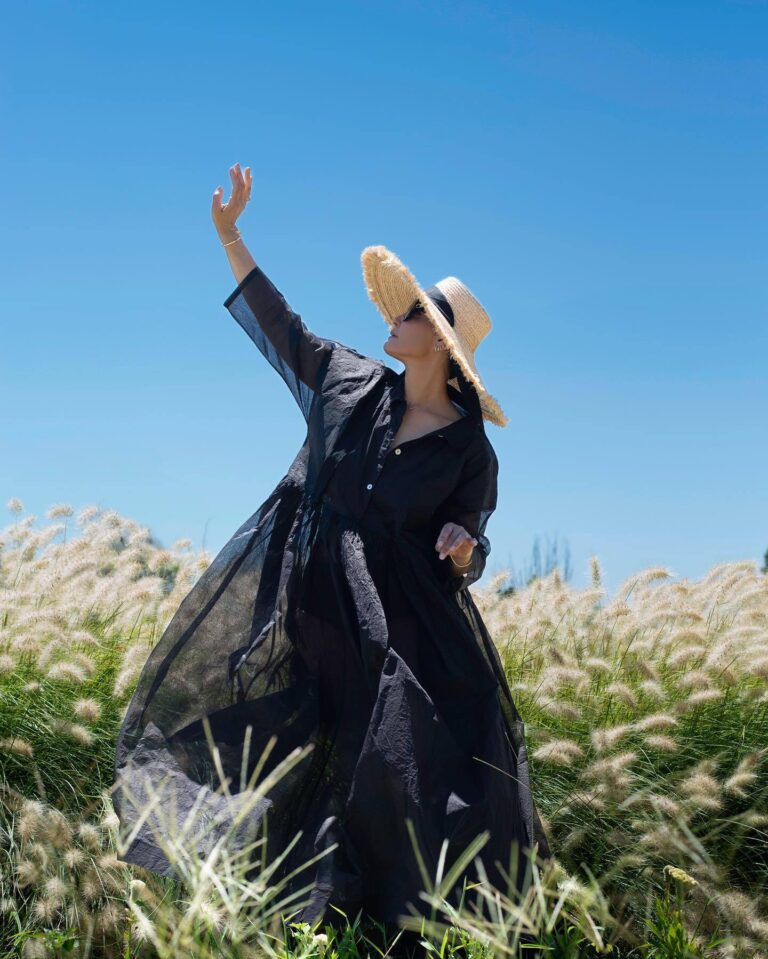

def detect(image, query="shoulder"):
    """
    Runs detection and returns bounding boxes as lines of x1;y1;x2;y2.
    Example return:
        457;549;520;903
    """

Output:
334;341;386;366
321;341;388;387
313;343;389;418
464;425;498;473
449;427;498;499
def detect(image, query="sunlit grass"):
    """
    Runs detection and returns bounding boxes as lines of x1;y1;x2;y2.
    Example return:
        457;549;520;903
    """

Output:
1;497;766;957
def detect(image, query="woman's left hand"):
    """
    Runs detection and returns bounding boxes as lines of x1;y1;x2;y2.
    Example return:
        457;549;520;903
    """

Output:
435;522;478;564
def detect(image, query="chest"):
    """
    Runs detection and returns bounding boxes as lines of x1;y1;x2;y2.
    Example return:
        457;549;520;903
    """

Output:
317;393;466;525
389;404;465;449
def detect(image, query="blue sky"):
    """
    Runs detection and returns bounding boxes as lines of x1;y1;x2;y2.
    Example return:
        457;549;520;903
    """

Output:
1;0;766;599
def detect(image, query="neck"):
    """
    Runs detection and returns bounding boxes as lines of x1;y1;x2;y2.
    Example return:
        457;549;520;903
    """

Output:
401;363;452;412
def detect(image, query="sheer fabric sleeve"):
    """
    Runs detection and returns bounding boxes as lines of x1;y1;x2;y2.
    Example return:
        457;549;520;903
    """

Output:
223;263;339;422
435;437;498;593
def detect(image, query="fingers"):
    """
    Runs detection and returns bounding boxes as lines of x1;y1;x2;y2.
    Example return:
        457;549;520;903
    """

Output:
435;523;478;561
436;523;462;555
438;535;458;560
227;162;252;214
435;523;451;554
213;164;252;227
233;163;250;201
436;523;477;551
230;164;242;206
211;186;223;218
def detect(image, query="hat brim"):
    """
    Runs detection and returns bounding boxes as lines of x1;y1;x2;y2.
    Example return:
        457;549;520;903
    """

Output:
360;245;508;427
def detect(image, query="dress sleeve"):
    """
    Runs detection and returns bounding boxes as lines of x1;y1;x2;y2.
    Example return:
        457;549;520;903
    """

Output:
435;438;498;593
223;263;340;422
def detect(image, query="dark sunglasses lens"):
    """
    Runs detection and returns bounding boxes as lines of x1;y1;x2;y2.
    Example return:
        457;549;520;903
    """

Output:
405;300;424;321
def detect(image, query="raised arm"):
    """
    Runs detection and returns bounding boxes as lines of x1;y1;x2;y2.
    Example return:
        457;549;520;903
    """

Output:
212;164;385;422
212;164;336;422
223;260;336;422
213;164;258;286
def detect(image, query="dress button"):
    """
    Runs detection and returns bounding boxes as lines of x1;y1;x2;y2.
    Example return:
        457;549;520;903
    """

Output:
394;448;401;455
366;483;373;490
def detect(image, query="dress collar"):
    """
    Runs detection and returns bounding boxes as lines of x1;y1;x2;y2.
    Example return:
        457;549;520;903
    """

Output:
387;368;480;449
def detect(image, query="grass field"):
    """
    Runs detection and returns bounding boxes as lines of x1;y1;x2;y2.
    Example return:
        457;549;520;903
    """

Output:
1;498;766;958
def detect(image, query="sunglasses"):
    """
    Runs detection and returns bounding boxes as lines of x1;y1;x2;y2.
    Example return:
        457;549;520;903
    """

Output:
402;299;427;322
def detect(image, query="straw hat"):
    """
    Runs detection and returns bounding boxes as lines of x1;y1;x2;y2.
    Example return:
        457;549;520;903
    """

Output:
360;244;508;427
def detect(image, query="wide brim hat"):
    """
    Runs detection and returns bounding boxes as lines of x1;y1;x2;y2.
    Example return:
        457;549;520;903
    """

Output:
360;244;508;427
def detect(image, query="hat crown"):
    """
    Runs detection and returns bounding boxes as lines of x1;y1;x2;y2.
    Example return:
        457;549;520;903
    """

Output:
433;277;492;352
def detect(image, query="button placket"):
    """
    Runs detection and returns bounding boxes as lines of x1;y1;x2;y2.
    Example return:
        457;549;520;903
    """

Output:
370;401;406;491
369;423;393;488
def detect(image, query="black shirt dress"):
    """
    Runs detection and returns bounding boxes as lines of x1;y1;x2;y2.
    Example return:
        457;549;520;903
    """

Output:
112;262;552;929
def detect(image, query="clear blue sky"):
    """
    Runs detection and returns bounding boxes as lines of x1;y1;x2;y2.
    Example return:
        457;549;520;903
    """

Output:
2;1;766;598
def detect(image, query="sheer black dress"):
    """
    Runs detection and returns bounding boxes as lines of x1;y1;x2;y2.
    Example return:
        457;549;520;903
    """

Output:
112;262;552;931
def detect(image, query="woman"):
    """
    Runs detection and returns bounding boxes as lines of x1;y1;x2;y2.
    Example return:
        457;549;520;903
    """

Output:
112;163;552;936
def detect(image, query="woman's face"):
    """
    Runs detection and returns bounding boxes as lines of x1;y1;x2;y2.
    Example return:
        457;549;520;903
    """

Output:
383;298;443;360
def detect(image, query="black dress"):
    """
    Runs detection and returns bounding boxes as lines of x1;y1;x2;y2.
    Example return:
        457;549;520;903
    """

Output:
112;262;552;930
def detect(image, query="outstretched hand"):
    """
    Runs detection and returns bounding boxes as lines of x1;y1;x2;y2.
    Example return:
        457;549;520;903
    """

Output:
211;163;252;238
435;522;477;566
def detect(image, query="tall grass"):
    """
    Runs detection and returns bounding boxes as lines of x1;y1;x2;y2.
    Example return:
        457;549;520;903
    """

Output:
1;497;766;958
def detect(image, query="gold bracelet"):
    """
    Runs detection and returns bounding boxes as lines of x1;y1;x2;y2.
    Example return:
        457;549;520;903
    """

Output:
451;553;473;569
221;231;242;248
